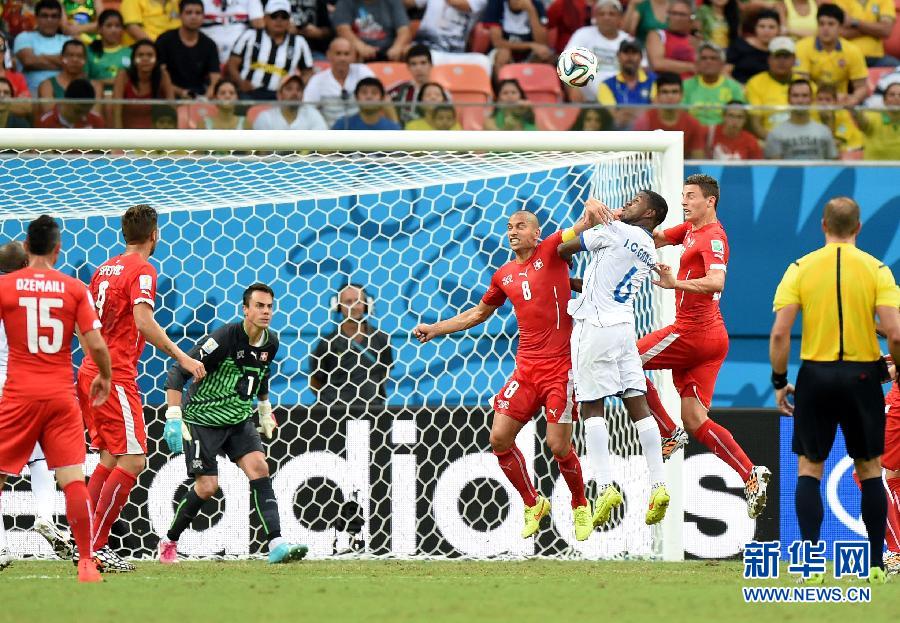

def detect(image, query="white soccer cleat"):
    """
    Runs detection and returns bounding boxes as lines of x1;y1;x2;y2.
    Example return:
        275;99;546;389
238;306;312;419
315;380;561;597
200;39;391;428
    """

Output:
884;551;900;575
34;518;74;560
0;547;13;570
93;545;136;573
745;466;772;518
661;427;689;462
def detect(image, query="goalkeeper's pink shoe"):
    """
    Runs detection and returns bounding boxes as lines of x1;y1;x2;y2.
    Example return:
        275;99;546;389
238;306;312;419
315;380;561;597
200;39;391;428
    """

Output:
158;539;179;564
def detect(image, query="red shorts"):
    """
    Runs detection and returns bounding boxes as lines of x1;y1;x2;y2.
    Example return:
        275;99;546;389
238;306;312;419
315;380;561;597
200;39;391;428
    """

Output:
0;394;86;475
77;369;146;455
638;324;729;410
493;356;577;424
884;384;900;471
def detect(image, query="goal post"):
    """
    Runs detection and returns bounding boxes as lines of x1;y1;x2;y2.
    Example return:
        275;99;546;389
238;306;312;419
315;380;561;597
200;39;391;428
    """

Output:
0;130;684;561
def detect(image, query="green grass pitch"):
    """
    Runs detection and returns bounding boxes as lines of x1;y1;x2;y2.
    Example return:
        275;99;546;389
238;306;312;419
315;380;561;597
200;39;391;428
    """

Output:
0;560;895;623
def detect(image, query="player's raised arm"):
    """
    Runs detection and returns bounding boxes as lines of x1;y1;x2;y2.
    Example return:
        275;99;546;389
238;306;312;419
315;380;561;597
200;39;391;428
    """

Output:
651;264;726;294
134;303;206;380
413;301;499;343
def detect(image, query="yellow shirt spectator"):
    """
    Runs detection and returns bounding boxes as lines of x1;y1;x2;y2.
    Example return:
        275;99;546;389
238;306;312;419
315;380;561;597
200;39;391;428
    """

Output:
795;36;868;94
746;70;802;134
833;0;896;59
121;0;180;42
405;117;462;131
814;108;864;153
856;110;900;159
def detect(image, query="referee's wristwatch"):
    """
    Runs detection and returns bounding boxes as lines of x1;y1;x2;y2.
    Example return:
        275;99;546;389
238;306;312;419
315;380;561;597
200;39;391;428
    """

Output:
771;370;788;390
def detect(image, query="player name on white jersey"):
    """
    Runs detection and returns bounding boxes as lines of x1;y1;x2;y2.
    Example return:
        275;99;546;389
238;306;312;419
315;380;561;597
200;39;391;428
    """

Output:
15;278;65;293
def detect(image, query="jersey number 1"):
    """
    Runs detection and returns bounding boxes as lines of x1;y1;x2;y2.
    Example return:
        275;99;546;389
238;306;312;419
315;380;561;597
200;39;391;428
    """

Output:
19;297;64;354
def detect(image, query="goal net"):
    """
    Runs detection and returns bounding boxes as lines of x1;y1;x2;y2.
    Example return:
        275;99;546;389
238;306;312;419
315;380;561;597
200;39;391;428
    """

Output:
0;130;683;561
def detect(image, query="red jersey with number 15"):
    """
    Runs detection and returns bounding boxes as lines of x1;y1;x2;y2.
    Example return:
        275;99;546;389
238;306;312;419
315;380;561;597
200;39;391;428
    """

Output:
0;267;101;400
664;220;729;332
80;253;158;381
482;231;572;360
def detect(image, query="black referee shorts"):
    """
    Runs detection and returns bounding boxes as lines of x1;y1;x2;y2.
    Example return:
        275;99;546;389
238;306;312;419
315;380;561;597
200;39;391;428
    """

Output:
184;419;264;476
792;360;887;462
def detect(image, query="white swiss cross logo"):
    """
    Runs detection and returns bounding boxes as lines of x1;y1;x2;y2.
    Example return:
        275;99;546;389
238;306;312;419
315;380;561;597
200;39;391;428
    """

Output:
502;274;513;286
533;259;544;271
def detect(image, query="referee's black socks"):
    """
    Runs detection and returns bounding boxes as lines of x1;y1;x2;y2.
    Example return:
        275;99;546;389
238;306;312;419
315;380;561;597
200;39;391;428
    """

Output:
795;475;823;544
860;476;887;570
250;477;282;543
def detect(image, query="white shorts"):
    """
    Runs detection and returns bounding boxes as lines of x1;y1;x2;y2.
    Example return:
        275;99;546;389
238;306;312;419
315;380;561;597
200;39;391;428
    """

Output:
571;320;647;402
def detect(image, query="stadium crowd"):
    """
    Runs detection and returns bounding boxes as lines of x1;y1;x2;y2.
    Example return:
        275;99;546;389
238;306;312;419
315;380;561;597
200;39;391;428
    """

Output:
1;0;900;158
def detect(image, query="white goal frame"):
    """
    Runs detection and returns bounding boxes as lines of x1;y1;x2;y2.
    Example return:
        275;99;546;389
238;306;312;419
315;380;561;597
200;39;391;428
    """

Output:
0;129;685;561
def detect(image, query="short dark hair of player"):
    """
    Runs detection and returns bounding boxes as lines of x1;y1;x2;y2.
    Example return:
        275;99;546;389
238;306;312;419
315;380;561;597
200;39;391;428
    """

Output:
406;44;432;65
641;190;668;228
179;0;203;12
355;77;385;98
817;2;845;23
65;78;95;100
788;78;812;97
655;72;683;92
26;215;61;256
823;196;860;237
121;204;159;244
35;0;62;15
684;173;720;209
243;283;275;307
0;241;27;274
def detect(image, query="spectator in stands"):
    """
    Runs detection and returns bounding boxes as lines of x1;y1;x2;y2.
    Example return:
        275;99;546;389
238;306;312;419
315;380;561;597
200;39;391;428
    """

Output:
837;0;897;67
291;0;334;58
227;0;314;101
795;4;868;105
309;282;394;408
389;43;433;124
2;0;37;39
624;0;667;45
783;0;818;39
707;100;763;159
813;82;864;156
682;42;745;126
0;76;30;127
0;34;31;103
633;72;705;158
202;78;247;128
37;39;90;114
597;38;655;129
200;0;264;65
404;81;461;129
485;77;536;129
866;64;900;105
87;10;131;93
546;0;590;53
695;0;739;50
429;103;460;129
482;0;552;75
853;82;900;158
37;77;105;126
332;76;402;129
746;35;797;138
113;38;175;128
156;0;221;99
252;74;328;129
121;0;181;41
570;106;614;130
152;103;178;128
727;8;780;83
332;0;411;61
646;0;697;78
61;0;99;39
13;0;70;94
565;0;630;102
764;78;838;159
303;37;375;126
412;0;492;75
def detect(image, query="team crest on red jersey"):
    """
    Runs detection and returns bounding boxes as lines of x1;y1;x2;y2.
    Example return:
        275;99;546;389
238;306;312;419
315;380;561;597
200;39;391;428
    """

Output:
533;259;544;271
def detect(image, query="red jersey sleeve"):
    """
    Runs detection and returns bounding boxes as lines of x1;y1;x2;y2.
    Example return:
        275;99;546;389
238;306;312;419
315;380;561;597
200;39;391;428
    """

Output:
129;264;158;308
75;282;102;335
664;222;691;245
481;271;507;307
698;231;728;273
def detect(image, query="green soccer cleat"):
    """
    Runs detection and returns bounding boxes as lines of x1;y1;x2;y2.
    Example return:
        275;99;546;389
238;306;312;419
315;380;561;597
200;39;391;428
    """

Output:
645;484;670;525
799;572;825;585
592;484;623;527
867;566;888;585
521;496;551;539
268;543;308;564
573;504;593;541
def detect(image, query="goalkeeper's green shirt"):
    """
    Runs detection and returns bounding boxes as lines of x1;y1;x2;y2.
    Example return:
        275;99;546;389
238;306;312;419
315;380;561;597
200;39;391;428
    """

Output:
165;322;279;427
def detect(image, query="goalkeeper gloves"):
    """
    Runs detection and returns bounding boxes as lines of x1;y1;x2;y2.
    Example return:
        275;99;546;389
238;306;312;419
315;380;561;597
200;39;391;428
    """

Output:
256;400;277;440
163;406;192;454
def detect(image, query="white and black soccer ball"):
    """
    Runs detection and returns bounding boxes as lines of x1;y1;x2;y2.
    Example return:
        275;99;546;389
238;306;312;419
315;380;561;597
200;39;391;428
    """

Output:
556;47;600;88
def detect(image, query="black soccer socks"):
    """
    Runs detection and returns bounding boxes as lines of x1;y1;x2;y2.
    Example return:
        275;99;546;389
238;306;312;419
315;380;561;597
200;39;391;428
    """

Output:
250;477;282;542
795;475;823;544
860;476;887;570
167;488;207;542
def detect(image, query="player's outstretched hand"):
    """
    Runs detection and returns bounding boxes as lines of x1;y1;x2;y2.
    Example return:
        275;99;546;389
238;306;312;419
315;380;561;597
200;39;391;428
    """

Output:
90;375;111;407
163;406;189;454
180;356;206;381
651;264;676;289
256;400;277;440
413;323;438;343
584;198;621;226
776;384;795;416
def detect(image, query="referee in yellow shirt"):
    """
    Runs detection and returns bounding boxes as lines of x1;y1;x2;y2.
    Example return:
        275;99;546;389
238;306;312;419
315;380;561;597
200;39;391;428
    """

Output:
770;196;900;583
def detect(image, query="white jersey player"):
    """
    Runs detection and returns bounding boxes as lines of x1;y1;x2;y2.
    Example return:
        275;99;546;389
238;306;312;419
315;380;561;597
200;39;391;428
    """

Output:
557;192;672;529
0;242;72;569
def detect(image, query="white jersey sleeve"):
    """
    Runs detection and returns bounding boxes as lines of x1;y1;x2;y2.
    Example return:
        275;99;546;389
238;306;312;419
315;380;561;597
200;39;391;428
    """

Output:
568;221;657;326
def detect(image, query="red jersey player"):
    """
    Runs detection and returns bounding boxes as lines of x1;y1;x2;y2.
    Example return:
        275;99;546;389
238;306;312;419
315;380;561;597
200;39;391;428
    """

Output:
76;204;205;571
882;355;900;574
643;174;772;518
413;206;601;542
0;216;112;583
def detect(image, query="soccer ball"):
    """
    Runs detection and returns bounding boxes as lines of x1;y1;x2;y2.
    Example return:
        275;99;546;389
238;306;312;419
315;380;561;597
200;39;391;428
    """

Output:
556;47;599;88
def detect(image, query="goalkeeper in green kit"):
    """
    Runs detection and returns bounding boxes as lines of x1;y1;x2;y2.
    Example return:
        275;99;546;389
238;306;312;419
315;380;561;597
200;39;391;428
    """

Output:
158;283;307;564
